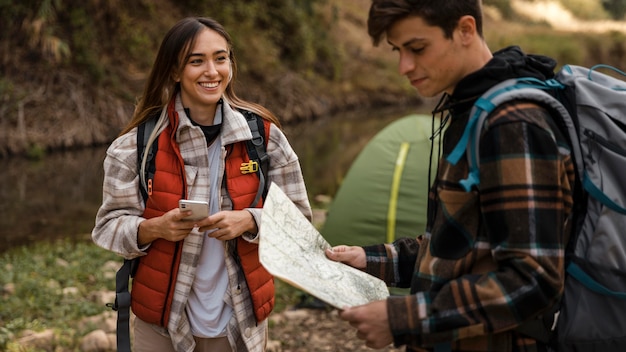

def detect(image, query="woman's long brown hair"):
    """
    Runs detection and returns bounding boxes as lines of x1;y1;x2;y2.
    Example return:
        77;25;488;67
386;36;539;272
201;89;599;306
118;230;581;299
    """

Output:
119;17;280;136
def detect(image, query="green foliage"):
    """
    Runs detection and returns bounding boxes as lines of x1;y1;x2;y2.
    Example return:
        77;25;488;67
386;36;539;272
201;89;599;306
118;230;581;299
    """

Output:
602;0;626;19
1;0;336;96
0;78;13;96
0;237;308;349
167;0;335;77
500;32;583;65
487;24;626;68
0;326;10;351
484;0;516;19
0;1;40;40
65;6;102;79
0;239;119;347
558;0;609;20
25;144;46;160
0;0;69;65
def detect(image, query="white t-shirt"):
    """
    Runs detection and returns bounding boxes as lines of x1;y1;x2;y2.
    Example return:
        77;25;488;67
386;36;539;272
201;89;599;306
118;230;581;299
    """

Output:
186;110;232;338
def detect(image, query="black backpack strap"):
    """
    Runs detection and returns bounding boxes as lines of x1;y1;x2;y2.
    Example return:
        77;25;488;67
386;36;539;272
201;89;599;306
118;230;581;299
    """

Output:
137;117;158;203
106;259;136;352
242;110;270;207
108;117;159;352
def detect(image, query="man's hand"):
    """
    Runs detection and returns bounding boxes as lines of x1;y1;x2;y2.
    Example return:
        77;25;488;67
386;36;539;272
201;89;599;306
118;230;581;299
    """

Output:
325;245;367;270
339;300;393;349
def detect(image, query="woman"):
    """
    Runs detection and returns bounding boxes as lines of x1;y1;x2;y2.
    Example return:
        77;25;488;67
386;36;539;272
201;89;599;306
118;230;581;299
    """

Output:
92;17;312;352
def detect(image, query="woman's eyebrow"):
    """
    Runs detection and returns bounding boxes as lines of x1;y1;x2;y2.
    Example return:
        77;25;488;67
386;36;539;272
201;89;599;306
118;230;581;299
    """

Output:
187;49;228;59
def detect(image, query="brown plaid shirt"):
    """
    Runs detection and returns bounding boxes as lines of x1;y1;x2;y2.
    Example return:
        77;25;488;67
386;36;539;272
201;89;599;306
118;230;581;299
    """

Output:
364;101;575;352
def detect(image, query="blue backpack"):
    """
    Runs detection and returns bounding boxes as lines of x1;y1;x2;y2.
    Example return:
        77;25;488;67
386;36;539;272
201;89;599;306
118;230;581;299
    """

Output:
447;65;626;351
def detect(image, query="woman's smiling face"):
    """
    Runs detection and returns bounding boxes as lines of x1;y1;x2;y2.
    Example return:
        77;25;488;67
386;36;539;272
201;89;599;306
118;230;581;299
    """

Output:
176;28;231;123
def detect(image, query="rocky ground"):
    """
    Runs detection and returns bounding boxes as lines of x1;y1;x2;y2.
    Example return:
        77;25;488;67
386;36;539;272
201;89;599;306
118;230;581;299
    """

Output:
267;306;404;352
11;291;405;352
14;306;405;352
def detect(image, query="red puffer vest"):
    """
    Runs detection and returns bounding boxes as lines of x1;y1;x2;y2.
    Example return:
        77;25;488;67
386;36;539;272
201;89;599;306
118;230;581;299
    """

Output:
131;100;274;326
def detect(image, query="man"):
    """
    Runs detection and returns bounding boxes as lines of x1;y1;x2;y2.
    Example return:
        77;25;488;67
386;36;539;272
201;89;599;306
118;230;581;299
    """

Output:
325;1;574;351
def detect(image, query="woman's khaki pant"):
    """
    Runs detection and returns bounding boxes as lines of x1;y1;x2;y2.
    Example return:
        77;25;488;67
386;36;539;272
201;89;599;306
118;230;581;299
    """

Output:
133;317;233;352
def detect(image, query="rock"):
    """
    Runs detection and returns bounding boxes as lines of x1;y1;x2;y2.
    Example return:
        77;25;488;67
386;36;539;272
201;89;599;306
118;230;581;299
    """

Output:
266;339;282;352
281;309;311;320
268;308;405;352
80;311;118;333
314;194;333;205
55;258;69;267
63;286;79;296
80;329;113;351
16;329;55;351
2;282;15;296
88;289;117;306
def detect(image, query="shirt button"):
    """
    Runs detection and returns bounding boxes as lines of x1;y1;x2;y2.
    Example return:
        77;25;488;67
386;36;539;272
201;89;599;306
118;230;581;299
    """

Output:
244;327;251;338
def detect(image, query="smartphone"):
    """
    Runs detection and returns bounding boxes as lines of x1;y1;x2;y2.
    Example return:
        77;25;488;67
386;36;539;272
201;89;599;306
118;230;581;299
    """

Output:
178;199;209;221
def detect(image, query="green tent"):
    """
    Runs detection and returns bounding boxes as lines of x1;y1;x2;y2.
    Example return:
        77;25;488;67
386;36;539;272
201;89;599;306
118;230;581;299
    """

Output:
321;114;438;246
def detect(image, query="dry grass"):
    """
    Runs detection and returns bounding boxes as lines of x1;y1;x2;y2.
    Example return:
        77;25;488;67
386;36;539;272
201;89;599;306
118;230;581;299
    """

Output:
511;0;626;33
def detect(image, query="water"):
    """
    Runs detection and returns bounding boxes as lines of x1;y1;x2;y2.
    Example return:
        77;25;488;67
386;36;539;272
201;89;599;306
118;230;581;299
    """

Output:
0;147;107;252
0;105;431;253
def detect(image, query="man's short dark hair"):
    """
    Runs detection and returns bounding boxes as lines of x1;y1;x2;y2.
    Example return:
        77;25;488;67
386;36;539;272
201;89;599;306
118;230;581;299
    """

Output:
368;0;484;45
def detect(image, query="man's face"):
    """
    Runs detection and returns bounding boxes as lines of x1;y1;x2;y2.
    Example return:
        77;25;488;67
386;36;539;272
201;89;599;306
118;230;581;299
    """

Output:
386;16;466;97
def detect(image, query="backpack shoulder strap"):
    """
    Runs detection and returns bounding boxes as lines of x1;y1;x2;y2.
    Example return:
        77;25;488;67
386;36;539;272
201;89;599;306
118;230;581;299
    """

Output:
107;257;137;352
109;116;158;352
446;77;576;192
241;110;270;206
137;116;158;203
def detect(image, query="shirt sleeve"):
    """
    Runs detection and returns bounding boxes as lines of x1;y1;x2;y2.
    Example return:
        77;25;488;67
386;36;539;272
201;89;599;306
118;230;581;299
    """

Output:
91;130;149;259
362;238;420;288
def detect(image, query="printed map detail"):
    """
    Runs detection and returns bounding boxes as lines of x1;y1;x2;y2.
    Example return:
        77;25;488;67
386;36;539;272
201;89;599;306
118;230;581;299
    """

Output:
259;183;389;309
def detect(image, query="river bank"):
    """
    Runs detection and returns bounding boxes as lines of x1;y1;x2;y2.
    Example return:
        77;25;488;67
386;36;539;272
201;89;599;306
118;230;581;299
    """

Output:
0;0;419;158
4;0;624;158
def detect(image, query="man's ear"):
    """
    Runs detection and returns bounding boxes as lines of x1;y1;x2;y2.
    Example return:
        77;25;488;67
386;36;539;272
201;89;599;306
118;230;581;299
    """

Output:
456;15;478;43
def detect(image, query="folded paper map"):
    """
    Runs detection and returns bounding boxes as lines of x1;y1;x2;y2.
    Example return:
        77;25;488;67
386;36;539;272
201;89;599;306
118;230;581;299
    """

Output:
259;183;389;309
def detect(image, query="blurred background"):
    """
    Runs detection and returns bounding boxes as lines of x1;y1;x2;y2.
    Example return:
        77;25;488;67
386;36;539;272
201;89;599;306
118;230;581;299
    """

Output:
1;0;625;250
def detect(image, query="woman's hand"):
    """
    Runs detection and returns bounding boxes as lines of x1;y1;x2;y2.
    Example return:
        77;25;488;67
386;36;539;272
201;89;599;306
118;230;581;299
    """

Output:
197;210;257;241
137;207;198;245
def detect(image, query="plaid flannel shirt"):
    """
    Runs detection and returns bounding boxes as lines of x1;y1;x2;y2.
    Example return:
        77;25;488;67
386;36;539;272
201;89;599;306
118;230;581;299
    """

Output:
364;101;574;352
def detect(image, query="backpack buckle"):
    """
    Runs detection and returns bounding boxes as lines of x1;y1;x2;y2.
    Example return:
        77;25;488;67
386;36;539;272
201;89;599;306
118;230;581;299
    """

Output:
240;161;259;174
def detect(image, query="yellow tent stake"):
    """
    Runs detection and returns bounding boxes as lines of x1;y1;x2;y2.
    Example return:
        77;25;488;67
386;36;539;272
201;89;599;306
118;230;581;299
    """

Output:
387;142;410;243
